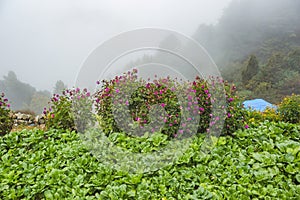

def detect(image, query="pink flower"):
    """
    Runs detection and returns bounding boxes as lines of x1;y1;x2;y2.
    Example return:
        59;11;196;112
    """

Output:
51;114;55;118
179;130;184;134
161;103;166;108
135;117;141;122
169;123;173;127
7;104;10;108
227;113;231;118
115;89;120;93
86;92;90;97
105;88;110;92
199;107;204;112
244;124;249;129
228;97;234;102
96;81;100;85
125;100;129;106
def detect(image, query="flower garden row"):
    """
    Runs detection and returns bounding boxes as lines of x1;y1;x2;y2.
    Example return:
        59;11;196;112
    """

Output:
1;70;300;137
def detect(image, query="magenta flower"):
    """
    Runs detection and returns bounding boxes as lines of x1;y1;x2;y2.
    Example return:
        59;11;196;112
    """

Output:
227;113;231;118
244;124;249;129
161;103;166;108
115;89;120;93
228;97;234;102
86;92;90;97
96;81;100;85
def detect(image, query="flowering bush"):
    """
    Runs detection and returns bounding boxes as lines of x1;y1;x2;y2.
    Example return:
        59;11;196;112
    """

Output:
278;94;300;124
45;88;94;131
0;93;13;135
94;70;248;138
246;108;280;127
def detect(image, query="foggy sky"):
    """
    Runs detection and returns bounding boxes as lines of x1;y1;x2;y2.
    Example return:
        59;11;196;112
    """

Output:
0;0;231;91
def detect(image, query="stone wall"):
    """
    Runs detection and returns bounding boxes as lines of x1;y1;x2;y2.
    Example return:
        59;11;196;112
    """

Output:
11;112;46;127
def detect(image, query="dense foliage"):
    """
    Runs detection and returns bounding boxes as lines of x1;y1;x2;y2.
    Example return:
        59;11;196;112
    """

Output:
94;70;248;138
0;93;13;136
278;94;300;124
0;121;299;199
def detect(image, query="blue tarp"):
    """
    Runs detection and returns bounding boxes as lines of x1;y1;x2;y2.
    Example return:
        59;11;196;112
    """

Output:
243;99;277;112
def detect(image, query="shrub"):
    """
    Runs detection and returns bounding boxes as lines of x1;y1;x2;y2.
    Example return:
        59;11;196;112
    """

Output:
94;70;248;138
278;94;300;124
246;108;280;127
45;88;93;131
0;93;13;136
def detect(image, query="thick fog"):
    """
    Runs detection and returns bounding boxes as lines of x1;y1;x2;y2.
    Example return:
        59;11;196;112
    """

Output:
0;0;231;91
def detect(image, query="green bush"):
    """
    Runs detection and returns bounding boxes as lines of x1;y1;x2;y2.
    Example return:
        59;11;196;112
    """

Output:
45;88;93;131
0;93;13;136
94;70;248;138
278;94;300;124
246;107;281;127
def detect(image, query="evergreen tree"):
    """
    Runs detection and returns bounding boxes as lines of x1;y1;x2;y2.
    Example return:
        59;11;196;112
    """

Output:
242;55;259;84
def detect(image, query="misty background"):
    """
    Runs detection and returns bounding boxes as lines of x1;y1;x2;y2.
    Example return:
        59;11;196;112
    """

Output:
1;0;300;114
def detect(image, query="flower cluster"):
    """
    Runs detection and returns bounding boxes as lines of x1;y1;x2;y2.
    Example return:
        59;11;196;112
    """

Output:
94;69;249;138
44;88;93;131
0;93;13;135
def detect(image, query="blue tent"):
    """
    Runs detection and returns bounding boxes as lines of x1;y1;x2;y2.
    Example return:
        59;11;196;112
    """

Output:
243;99;277;112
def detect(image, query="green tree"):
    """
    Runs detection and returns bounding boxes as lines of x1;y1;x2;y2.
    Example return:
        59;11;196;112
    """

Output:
0;71;36;110
242;55;259;85
53;80;67;95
